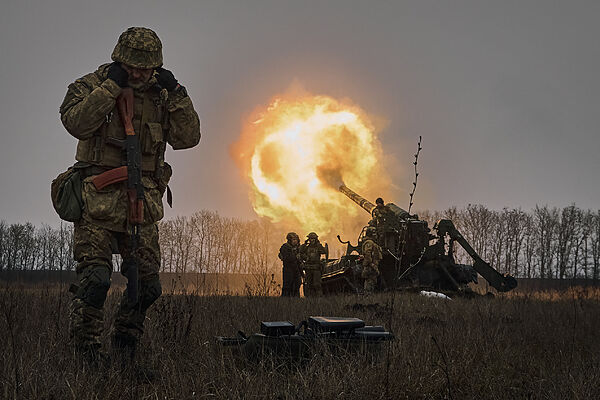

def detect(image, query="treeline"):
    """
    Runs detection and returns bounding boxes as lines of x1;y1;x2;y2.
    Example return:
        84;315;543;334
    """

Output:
0;212;286;278
158;210;285;275
0;222;75;272
1;205;599;280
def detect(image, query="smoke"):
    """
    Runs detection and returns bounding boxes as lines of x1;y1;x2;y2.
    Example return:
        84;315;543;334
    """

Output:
316;166;344;190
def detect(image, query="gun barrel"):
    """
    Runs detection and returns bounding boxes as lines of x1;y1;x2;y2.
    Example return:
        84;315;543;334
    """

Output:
339;185;376;215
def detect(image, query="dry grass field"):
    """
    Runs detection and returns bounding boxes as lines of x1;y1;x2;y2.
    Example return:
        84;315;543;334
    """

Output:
1;284;600;399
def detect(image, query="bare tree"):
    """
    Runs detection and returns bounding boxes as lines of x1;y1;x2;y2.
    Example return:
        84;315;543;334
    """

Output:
534;206;558;278
4;205;600;284
591;210;600;281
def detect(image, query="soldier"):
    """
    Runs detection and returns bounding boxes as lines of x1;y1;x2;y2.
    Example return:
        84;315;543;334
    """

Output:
361;227;383;294
299;232;327;297
373;197;411;222
278;232;302;297
372;198;391;225
59;27;201;364
370;198;389;243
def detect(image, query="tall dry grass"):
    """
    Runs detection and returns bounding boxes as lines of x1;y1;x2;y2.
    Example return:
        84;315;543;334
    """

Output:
1;284;599;399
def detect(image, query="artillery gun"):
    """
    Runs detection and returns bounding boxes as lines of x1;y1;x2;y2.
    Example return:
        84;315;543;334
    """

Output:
321;185;517;295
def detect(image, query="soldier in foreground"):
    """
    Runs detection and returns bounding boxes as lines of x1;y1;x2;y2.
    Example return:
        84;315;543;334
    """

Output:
278;232;302;297
299;232;327;296
59;27;201;364
361;227;382;293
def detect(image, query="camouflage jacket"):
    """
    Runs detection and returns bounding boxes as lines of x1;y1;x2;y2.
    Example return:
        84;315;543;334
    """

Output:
372;205;393;227
362;238;382;267
59;64;201;232
278;242;301;271
299;241;326;268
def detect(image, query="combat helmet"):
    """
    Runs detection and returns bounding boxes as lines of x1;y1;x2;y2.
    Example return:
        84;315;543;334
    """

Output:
111;27;163;69
286;232;299;241
307;232;318;240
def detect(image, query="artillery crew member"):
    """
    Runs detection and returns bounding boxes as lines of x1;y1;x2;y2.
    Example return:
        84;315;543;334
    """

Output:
299;232;327;296
373;197;411;222
279;232;302;297
362;227;383;293
59;27;201;363
372;198;392;226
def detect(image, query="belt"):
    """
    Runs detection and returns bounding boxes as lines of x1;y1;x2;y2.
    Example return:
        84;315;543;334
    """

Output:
74;162;155;179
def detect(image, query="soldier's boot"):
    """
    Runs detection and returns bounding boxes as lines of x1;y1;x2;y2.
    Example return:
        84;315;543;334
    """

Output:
111;332;156;382
113;278;162;381
74;343;110;369
112;331;137;365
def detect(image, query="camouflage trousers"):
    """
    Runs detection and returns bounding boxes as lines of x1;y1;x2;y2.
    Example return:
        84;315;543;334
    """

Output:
362;263;379;293
281;266;302;297
303;265;322;297
69;220;162;351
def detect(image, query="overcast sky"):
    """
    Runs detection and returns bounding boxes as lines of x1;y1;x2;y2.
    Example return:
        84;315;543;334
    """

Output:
1;0;599;226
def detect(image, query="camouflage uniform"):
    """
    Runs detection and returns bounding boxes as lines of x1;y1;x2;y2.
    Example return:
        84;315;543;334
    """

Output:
361;232;382;293
278;232;302;297
372;204;392;225
299;233;327;297
60;27;201;356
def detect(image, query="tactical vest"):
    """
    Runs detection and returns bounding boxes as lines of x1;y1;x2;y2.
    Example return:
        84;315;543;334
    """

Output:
303;243;324;265
75;83;169;174
279;243;300;266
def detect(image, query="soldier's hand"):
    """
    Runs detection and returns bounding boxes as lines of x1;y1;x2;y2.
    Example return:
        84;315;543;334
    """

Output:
107;62;129;88
156;67;178;91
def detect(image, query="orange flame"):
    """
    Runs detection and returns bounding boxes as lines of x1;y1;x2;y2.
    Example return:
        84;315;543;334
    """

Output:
231;91;390;235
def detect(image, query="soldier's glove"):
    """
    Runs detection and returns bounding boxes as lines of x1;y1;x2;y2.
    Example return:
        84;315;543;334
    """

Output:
156;67;179;91
107;62;129;88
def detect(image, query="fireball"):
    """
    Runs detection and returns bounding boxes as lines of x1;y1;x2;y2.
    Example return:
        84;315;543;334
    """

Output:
231;92;389;234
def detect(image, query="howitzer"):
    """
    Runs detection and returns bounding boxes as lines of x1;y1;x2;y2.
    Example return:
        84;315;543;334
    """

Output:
321;185;517;294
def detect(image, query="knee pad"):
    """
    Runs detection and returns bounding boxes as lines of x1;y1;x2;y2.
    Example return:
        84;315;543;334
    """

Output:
139;278;161;311
80;266;111;309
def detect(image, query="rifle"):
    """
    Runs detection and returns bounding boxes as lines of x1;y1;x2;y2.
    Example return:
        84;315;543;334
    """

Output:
117;88;143;304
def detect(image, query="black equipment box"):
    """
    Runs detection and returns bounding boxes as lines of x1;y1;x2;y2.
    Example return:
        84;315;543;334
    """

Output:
260;321;295;336
308;316;365;333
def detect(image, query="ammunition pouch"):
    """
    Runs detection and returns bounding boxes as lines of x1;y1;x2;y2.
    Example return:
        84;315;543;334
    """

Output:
51;163;85;222
81;175;128;226
74;165;167;229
